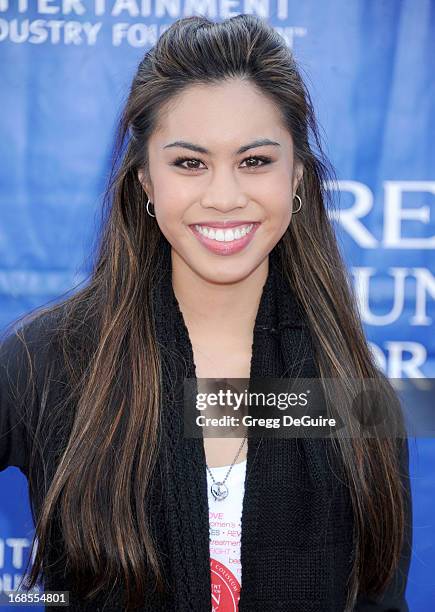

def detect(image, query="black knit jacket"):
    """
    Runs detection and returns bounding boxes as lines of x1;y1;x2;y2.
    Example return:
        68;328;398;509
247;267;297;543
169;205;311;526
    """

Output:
0;242;412;611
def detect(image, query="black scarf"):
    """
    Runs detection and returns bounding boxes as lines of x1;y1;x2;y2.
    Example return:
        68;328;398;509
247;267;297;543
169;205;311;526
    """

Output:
148;238;355;612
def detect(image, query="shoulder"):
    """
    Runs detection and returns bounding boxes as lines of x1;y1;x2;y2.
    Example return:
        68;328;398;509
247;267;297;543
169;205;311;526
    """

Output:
0;304;66;376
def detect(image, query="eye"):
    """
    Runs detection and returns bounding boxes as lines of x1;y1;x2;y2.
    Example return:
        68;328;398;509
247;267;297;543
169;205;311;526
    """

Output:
171;156;205;170
171;155;273;172
240;155;272;169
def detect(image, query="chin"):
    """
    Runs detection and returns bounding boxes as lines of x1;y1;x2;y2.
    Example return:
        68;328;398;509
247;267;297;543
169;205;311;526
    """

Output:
190;254;268;285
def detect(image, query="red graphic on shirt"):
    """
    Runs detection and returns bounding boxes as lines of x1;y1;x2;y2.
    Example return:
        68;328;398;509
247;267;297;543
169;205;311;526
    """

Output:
210;558;241;612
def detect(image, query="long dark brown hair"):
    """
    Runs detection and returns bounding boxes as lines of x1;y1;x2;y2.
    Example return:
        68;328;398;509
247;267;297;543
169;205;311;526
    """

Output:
2;14;410;611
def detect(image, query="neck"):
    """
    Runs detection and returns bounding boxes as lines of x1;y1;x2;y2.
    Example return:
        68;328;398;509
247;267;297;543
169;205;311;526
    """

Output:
171;249;269;347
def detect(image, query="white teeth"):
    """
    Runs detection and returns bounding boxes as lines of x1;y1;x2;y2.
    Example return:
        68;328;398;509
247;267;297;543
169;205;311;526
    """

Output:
194;224;254;242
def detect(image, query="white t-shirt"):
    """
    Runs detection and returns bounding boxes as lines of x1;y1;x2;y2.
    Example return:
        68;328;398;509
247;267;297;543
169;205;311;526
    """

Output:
207;459;247;612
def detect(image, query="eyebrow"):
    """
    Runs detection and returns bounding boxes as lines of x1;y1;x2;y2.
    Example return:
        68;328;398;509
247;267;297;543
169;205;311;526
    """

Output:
163;138;281;155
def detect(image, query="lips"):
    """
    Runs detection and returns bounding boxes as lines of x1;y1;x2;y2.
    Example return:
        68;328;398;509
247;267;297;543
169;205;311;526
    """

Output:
190;221;259;229
189;222;260;256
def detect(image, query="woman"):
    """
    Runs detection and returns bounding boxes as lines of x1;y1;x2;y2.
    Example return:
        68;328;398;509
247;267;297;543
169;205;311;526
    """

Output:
0;13;412;612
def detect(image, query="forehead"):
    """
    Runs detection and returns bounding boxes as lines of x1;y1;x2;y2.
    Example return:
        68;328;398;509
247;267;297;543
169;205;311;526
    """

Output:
151;78;290;150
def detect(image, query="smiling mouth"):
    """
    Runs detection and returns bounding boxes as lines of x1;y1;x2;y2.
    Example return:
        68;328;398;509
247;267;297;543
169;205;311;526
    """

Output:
188;221;261;256
191;223;258;242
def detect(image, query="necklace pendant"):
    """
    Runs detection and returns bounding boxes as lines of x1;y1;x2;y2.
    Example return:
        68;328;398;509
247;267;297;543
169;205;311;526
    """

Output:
210;481;229;501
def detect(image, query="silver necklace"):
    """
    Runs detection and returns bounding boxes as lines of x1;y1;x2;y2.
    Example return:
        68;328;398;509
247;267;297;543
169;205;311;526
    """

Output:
206;436;247;502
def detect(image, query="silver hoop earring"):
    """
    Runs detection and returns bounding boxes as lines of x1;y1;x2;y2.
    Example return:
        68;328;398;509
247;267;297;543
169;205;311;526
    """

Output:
292;193;302;214
146;198;156;218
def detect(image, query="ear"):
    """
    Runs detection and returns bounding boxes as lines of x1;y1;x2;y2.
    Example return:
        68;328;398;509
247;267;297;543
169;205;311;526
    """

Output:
292;162;304;195
137;169;153;200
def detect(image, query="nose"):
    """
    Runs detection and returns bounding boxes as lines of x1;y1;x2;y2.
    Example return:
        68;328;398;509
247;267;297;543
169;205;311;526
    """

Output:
200;167;249;213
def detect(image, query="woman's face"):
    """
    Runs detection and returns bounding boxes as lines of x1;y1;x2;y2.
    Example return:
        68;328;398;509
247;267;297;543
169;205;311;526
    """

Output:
138;78;303;284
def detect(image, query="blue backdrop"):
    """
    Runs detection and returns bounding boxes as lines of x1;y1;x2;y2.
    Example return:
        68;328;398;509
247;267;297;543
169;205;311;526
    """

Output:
0;1;434;610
